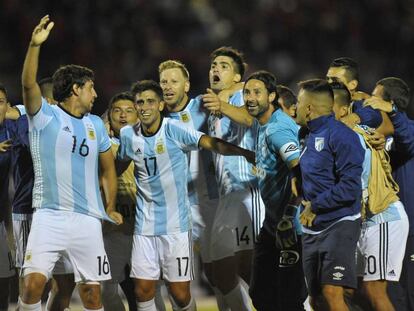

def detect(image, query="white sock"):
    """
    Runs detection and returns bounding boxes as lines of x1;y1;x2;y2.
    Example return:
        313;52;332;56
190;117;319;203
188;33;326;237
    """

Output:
223;283;251;311
212;286;230;311
154;281;166;311
101;282;125;311
18;298;42;311
173;297;196;311
137;298;157;311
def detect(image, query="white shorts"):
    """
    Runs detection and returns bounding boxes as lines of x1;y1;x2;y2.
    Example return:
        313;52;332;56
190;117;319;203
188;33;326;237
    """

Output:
130;231;194;282
357;202;409;281
13;213;73;275
23;209;110;283
0;221;15;278
210;188;264;261
103;230;133;283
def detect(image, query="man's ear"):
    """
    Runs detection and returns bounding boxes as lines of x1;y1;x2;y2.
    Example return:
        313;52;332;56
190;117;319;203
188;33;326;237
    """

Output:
184;80;190;93
159;100;165;112
347;79;358;93
72;84;80;97
233;73;241;83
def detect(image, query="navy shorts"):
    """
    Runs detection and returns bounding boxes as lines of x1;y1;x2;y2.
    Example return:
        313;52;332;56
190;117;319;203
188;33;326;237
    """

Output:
302;219;361;297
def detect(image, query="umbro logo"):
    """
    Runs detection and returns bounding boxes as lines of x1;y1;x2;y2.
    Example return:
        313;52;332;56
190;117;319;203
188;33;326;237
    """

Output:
334;266;346;271
62;126;71;133
410;254;414;261
333;272;343;280
284;144;298;153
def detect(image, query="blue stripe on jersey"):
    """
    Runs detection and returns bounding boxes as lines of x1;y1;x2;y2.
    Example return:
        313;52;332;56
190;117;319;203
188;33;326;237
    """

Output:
166;138;189;231
70;118;87;214
38;123;60;207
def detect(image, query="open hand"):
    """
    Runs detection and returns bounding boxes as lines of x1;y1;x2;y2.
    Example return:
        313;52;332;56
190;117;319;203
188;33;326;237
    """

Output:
299;200;316;227
31;15;54;46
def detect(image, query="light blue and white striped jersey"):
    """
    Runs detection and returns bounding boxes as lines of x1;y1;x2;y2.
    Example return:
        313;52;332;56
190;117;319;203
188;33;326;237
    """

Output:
117;118;203;235
208;90;258;195
254;109;300;234
165;96;219;206
27;98;111;220
356;128;402;227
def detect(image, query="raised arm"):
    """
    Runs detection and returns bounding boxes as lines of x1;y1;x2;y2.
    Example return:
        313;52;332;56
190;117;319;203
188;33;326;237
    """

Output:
203;88;254;127
22;15;54;115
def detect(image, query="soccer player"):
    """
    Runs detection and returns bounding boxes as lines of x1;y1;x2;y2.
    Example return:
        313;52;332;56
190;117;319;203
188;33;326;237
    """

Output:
0;83;15;311
19;15;122;311
332;81;409;311
202;47;264;311
101;92;139;311
116;79;255;311
326;57;393;135
363;77;414;311
296;79;364;311
276;84;297;118
158;60;223;308
243;71;306;310
8;78;76;311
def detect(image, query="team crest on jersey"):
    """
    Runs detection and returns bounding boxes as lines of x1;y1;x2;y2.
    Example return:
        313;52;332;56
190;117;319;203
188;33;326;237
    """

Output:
156;142;165;154
180;111;191;123
87;129;96;140
25;251;32;263
315;137;324;152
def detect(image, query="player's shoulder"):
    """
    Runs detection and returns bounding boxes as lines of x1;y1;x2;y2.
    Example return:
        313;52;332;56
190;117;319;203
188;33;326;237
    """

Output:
267;109;298;135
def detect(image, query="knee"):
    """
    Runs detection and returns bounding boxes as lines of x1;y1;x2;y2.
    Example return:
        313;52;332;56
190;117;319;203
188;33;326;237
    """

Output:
135;284;156;302
79;284;102;308
169;284;191;307
362;281;387;301
322;285;344;303
22;274;47;302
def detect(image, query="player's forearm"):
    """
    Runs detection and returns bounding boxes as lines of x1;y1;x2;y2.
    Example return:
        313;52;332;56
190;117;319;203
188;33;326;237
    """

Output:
22;44;41;90
220;103;254;127
101;168;118;213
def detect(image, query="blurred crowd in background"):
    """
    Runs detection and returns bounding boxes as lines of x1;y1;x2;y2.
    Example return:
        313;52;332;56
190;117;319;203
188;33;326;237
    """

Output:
0;0;413;117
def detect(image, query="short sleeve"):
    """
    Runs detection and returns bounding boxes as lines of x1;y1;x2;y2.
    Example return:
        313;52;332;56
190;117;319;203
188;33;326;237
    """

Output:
267;123;300;163
167;120;203;152
27;98;54;131
117;126;132;162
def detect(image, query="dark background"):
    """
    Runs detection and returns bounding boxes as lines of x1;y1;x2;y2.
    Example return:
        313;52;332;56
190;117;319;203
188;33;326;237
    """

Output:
1;0;413;116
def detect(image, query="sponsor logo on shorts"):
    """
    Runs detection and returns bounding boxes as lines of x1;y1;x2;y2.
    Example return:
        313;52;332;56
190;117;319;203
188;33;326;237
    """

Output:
279;250;300;267
388;270;396;277
135;147;142;154
410;254;414;261
334;266;346;271
333;272;343;280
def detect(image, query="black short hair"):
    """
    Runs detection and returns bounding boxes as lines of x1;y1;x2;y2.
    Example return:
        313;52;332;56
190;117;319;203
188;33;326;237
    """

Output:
52;65;94;102
329;57;359;82
330;81;351;107
276;85;296;108
210;47;247;78
376;77;411;112
130;80;163;100
0;83;8;99
245;70;278;104
299;79;334;101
